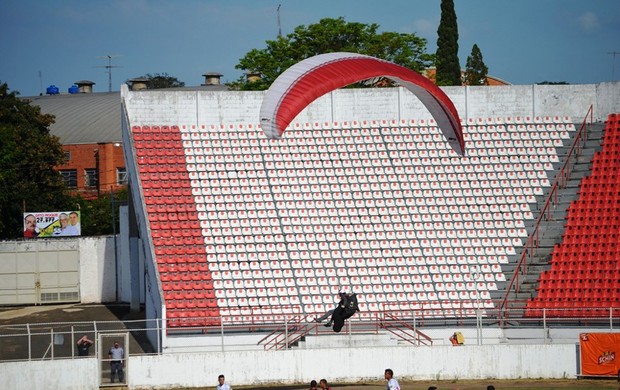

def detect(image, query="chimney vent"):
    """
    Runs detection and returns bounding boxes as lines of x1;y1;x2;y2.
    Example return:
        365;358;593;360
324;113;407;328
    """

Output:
128;77;149;91
246;70;261;83
75;80;95;93
202;72;223;86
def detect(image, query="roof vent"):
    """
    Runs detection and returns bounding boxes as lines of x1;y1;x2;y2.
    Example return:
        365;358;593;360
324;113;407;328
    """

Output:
128;77;149;91
202;72;223;86
68;85;79;94
246;70;261;83
75;80;95;93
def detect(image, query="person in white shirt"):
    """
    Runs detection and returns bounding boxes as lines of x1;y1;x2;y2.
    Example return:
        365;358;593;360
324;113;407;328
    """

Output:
57;213;79;236
108;341;125;383
384;368;400;390
217;374;231;390
69;211;81;234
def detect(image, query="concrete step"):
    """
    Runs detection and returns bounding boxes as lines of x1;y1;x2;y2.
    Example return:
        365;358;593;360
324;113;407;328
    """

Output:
504;121;606;309
298;333;398;349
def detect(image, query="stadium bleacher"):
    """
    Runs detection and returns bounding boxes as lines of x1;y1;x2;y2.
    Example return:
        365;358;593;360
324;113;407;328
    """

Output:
525;113;620;317
127;115;596;328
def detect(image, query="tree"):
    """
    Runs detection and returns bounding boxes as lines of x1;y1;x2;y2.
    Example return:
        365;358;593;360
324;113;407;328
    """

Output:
464;44;489;86
134;73;185;89
435;0;461;86
230;17;434;90
537;81;569;85
75;187;127;236
0;82;73;239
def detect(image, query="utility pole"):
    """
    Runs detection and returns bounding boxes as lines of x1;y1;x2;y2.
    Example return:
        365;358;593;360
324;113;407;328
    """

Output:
609;51;619;82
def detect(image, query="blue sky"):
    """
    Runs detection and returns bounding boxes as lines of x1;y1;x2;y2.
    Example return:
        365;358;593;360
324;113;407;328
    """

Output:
1;0;619;97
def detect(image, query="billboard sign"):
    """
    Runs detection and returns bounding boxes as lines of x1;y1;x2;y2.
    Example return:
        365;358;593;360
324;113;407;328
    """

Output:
23;211;81;238
580;333;620;377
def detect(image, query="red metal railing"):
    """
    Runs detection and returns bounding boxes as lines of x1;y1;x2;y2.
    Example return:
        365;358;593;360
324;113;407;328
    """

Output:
498;106;594;320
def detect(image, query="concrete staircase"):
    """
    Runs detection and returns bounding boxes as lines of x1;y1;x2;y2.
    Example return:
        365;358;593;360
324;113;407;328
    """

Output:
499;120;607;314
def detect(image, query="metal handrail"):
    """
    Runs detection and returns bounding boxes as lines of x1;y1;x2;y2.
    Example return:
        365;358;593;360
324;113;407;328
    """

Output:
382;312;433;346
499;106;594;319
256;314;310;350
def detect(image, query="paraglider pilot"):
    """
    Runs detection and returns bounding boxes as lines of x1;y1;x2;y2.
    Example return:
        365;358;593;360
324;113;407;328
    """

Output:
315;291;360;332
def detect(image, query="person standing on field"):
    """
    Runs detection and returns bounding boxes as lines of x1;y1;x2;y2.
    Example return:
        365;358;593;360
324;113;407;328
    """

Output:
217;374;231;390
384;368;400;390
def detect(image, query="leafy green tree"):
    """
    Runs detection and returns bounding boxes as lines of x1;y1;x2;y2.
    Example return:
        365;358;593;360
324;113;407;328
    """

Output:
536;81;569;85
75;187;127;236
464;44;489;86
133;73;185;89
0;82;73;239
230;17;434;90
435;0;462;86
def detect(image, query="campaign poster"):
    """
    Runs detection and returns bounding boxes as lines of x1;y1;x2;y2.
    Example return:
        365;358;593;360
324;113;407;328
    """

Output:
579;333;620;377
23;211;81;238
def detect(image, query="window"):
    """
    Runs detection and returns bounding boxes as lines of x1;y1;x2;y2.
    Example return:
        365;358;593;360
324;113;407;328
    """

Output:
84;168;98;188
63;151;71;162
116;167;127;185
59;169;77;188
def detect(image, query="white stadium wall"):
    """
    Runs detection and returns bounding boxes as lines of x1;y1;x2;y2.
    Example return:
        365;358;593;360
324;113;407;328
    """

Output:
78;236;118;303
128;344;578;388
0;343;578;390
121;82;620;127
0;237;116;305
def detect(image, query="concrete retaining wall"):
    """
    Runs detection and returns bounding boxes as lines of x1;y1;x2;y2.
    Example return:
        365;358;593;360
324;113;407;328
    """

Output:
0;237;117;305
0;343;578;390
78;236;117;303
122;82;620;127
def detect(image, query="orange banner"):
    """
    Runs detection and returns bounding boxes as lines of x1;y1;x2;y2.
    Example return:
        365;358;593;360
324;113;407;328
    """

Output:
580;333;620;376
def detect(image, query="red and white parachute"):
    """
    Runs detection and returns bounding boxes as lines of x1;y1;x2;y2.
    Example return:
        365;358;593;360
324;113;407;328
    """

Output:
259;52;465;155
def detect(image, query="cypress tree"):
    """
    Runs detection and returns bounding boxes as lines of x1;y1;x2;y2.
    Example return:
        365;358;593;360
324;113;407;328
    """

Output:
435;0;461;86
464;44;489;86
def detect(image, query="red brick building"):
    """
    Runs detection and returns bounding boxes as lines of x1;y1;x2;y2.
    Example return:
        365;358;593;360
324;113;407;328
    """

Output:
57;142;126;199
27;86;126;199
26;74;229;199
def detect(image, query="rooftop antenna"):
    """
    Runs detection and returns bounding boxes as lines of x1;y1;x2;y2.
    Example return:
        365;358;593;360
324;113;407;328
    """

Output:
277;4;282;38
609;51;619;82
96;54;122;92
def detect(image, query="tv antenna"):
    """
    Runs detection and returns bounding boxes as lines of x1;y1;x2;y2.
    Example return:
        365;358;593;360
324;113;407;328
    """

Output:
96;54;122;92
277;4;282;38
609;51;619;82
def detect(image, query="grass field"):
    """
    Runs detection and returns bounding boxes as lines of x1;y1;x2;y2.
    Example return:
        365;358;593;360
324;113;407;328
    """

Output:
381;379;618;389
232;378;620;390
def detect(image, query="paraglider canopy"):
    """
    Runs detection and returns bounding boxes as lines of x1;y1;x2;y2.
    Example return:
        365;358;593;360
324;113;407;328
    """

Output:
259;52;465;156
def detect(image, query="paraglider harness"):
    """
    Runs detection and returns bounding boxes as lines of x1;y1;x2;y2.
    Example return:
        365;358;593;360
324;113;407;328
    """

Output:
328;291;360;333
340;292;360;320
